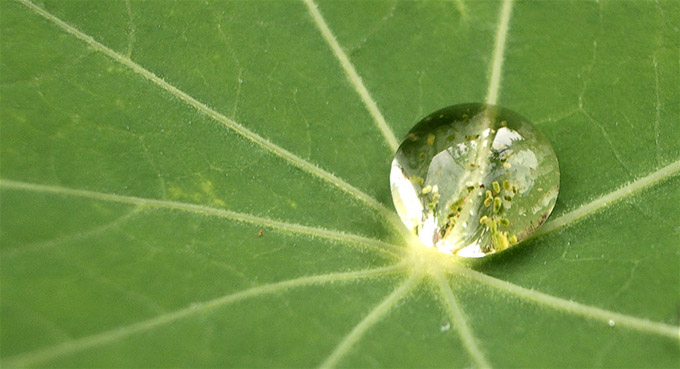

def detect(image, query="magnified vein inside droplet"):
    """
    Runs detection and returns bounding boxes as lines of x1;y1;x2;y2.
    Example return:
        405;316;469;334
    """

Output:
443;109;496;253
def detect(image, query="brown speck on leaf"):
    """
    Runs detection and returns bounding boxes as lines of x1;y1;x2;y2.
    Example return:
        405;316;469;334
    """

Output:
258;230;264;237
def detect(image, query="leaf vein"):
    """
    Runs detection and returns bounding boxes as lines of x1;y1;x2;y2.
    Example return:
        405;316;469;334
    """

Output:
2;264;407;368
534;159;680;238
16;0;405;235
303;0;399;152
434;271;491;369
318;273;421;369
485;0;514;105
0;179;404;257
450;265;679;339
1;207;142;259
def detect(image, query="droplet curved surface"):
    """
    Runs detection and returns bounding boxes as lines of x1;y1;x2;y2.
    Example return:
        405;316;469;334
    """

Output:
390;104;560;258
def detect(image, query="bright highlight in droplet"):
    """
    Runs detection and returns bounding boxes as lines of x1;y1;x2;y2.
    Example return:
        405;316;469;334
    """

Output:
390;104;560;258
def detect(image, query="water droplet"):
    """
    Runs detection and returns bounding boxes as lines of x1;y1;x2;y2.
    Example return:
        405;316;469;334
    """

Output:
440;322;451;332
390;104;560;257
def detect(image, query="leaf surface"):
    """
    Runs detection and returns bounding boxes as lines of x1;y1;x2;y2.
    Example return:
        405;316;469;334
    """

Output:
1;0;678;367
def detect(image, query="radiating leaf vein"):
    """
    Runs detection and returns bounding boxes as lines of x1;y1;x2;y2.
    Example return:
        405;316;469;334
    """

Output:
16;0;406;235
318;273;421;369
485;0;514;105
450;265;679;339
533;159;680;238
0;179;403;257
1;264;407;368
303;0;399;152
434;271;491;369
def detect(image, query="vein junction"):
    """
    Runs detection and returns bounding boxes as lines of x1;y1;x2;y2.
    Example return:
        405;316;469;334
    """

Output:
2;161;678;367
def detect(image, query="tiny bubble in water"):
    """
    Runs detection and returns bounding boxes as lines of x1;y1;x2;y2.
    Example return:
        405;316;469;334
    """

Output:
440;322;451;332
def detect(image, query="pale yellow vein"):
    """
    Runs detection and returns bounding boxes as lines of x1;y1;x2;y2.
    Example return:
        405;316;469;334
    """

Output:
16;0;402;231
485;0;514;105
450;265;680;339
318;273;421;369
2;264;407;368
534;159;680;238
303;0;399;152
434;271;491;369
0;179;403;257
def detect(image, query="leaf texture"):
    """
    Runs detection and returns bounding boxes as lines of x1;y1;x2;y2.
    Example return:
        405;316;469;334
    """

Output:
1;0;678;367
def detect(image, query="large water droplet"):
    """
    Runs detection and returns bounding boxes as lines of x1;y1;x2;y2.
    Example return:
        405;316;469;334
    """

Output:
390;104;559;258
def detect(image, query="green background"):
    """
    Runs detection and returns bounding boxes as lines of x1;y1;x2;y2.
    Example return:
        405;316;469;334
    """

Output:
1;0;678;367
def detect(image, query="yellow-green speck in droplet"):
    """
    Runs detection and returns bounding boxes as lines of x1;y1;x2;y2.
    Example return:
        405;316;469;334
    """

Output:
389;103;560;257
492;181;501;193
426;133;436;146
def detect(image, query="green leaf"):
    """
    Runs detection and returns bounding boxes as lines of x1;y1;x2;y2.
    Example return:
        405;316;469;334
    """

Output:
1;0;678;367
